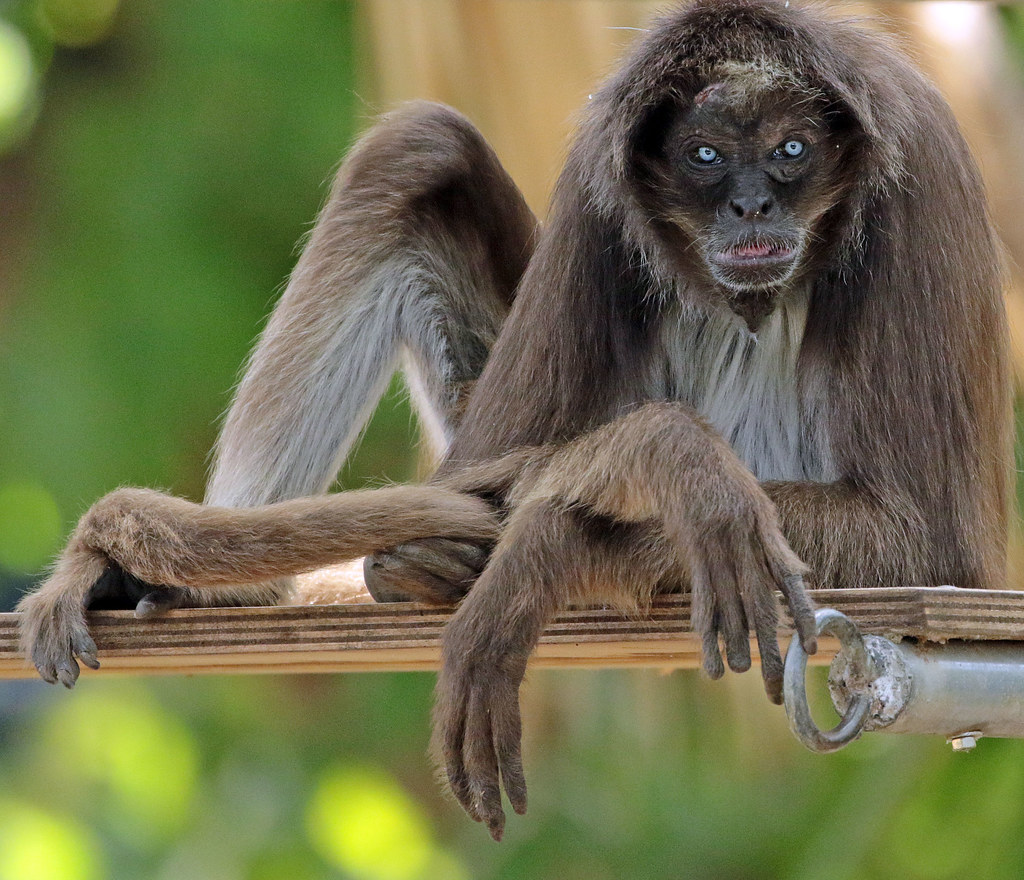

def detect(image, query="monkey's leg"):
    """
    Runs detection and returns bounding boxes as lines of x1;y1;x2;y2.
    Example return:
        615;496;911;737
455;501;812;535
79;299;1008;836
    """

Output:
17;485;499;687
119;102;536;612
209;102;536;510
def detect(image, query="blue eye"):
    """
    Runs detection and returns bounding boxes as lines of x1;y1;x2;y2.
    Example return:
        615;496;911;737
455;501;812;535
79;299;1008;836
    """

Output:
694;145;719;164
777;140;805;158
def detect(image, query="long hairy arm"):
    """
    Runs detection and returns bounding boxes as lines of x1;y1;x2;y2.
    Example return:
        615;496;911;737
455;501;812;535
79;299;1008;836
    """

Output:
18;484;499;687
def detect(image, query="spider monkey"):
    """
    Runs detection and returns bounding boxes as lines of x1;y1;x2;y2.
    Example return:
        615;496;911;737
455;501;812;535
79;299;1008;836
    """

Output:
19;0;1010;841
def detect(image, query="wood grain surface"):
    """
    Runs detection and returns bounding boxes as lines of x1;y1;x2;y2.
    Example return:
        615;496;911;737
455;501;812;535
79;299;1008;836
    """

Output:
3;585;1023;680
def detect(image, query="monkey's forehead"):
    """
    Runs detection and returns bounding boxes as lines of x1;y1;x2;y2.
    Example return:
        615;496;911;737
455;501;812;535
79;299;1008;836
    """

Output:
692;62;824;123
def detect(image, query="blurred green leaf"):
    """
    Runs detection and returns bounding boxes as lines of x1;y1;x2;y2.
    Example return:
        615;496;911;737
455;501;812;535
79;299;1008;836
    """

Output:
0;799;104;880
39;0;120;47
0;480;61;572
38;686;198;843
306;764;467;880
0;18;37;151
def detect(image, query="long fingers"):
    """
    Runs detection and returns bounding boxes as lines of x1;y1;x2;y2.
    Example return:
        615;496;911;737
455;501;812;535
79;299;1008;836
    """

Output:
464;688;505;840
780;573;818;654
435;675;473;817
687;525;813;704
491;678;527;816
690;555;724;680
758;521;817;654
434;653;527;842
709;551;750;673
737;542;784;703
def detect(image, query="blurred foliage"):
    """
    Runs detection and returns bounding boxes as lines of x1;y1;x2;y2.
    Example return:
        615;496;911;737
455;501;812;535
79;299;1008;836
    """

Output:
1001;5;1024;66
1;1;1024;878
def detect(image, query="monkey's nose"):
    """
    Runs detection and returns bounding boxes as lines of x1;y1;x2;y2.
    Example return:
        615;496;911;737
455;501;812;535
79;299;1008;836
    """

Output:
729;196;774;219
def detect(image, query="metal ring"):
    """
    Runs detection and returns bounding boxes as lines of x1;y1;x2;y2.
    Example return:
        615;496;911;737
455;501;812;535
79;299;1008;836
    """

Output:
783;608;876;753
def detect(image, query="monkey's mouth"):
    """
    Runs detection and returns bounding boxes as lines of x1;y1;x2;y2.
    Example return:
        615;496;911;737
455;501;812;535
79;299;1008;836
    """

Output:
714;240;795;268
707;238;801;296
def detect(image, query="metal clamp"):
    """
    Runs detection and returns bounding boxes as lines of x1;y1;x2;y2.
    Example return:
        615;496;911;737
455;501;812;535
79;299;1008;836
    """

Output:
783;608;877;753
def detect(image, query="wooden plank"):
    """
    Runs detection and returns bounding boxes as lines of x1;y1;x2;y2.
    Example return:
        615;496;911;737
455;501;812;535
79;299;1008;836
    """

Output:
2;586;1024;680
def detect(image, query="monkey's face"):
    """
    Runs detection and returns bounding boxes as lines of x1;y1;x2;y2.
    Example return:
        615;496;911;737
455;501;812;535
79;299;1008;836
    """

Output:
656;83;848;329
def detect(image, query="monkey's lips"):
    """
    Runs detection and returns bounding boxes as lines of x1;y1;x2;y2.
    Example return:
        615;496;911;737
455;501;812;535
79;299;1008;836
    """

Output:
713;241;796;268
709;239;800;293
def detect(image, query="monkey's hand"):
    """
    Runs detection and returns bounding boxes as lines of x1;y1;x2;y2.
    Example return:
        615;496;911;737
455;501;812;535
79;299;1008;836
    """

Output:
673;465;818;704
432;580;532;842
16;538;108;687
363;538;491;604
522;401;818;704
17;557;184;687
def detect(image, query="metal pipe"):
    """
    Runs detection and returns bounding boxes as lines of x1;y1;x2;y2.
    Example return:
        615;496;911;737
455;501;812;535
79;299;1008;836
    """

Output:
829;637;1024;740
784;608;1024;753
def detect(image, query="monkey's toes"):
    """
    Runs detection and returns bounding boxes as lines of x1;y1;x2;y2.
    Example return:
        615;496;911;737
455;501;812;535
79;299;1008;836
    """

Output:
55;657;80;689
32;644;78;688
135;586;187;618
74;631;100;670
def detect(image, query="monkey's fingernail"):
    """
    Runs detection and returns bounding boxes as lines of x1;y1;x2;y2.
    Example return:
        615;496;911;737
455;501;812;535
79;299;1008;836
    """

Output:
56;662;79;689
702;651;725;680
764;675;783;704
487;812;506;842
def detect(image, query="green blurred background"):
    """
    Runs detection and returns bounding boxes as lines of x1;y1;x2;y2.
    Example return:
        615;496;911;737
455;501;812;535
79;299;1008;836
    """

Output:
2;1;1024;878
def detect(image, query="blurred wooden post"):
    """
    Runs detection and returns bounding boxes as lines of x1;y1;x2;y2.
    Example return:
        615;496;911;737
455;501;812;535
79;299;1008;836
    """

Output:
360;0;661;216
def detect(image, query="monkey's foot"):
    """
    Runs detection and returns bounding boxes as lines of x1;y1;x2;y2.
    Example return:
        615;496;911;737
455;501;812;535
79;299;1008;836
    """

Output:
364;538;488;604
84;563;188;617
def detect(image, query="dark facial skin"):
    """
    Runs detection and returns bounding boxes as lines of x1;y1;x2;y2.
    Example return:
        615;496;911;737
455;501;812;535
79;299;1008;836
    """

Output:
663;83;845;328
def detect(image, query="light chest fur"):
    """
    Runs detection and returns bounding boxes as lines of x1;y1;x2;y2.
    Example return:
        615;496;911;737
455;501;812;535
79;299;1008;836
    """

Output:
651;294;836;482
